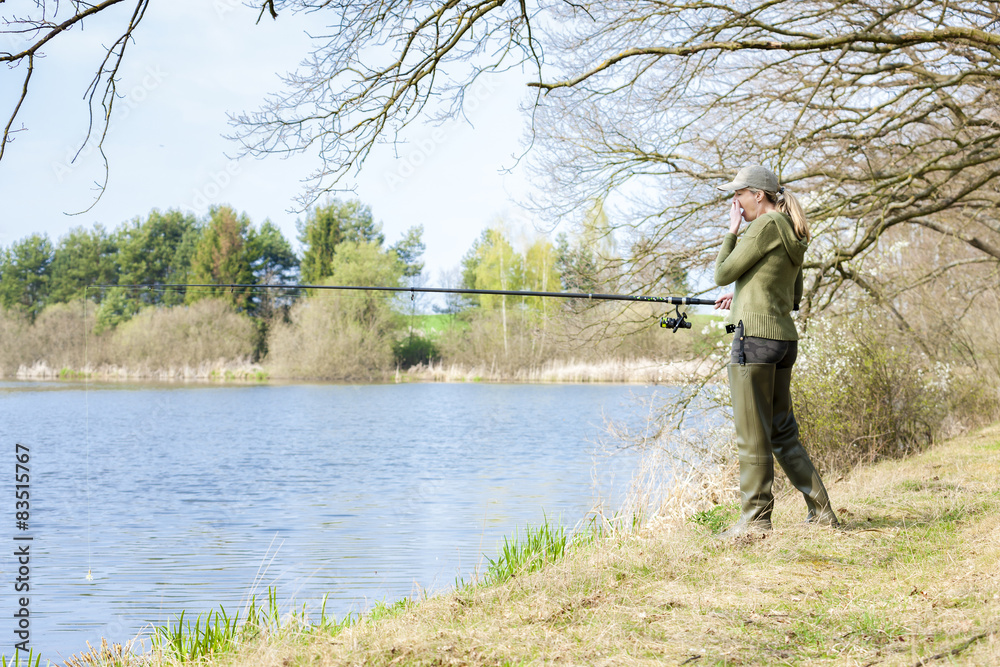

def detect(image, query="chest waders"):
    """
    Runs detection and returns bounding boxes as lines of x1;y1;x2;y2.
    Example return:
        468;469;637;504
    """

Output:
720;322;838;538
771;365;839;526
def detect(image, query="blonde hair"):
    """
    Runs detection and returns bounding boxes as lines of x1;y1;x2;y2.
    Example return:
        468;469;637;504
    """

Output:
751;187;811;242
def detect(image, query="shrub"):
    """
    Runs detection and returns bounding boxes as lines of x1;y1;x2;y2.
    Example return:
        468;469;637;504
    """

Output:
29;301;95;369
265;293;395;380
111;298;256;368
93;287;142;333
0;301;110;375
436;308;553;372
392;334;440;369
0;308;32;375
792;311;953;471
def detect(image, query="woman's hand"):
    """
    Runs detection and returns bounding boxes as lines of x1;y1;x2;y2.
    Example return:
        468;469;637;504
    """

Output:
729;197;744;235
714;292;733;310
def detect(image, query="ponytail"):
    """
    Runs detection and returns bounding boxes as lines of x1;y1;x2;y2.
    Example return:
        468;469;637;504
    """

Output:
776;188;810;242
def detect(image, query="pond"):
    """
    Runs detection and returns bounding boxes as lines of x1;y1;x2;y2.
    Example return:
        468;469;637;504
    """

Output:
0;380;683;660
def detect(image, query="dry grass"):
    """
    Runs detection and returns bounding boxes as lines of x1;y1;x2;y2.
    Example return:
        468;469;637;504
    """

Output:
106;422;1000;667
400;358;716;384
13;360;267;382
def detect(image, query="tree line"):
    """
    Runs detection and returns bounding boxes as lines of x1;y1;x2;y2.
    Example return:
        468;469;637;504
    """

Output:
0;200;422;318
1;200;629;309
1;198;673;373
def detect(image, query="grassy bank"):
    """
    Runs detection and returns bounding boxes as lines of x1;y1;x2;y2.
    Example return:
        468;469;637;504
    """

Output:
68;421;1000;666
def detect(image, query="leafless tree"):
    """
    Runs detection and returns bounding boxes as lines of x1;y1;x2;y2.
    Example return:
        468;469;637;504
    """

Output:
2;0;151;209
227;0;546;209
232;0;1000;337
5;0;999;332
523;2;1000;324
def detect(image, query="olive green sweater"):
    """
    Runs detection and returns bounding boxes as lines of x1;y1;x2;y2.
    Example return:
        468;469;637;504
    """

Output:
714;211;807;341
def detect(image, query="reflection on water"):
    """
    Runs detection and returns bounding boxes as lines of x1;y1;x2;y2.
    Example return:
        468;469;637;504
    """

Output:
0;381;669;659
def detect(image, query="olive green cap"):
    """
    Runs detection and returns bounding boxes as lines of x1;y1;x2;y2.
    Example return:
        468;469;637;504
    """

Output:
717;165;779;193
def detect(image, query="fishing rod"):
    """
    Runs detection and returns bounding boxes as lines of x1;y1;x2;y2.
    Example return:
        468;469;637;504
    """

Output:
102;283;718;332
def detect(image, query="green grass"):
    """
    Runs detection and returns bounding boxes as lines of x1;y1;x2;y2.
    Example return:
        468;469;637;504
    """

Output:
411;313;468;336
366;597;415;622
153;588;283;660
688;501;739;532
0;652;41;667
484;518;569;586
143;587;410;664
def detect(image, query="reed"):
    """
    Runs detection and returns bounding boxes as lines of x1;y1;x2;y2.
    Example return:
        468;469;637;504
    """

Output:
13;360;267;382
60;638;138;667
400;357;714;384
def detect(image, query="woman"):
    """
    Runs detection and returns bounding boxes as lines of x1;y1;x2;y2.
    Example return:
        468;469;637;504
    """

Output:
713;165;838;537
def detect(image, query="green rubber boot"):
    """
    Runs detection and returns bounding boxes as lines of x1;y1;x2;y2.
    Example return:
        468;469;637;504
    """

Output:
719;363;776;538
771;367;839;527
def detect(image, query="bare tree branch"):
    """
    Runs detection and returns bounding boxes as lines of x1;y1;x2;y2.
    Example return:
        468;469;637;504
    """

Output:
1;0;151;209
4;0;1000;329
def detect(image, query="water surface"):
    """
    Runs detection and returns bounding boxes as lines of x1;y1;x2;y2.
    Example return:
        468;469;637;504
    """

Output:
0;381;666;659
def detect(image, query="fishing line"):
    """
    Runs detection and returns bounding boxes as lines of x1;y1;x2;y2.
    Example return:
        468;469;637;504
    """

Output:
83;287;93;581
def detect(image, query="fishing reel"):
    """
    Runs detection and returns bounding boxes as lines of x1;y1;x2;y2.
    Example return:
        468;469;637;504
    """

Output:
659;304;692;333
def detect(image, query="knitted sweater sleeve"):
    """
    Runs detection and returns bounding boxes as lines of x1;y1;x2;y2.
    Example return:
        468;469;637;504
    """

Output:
713;219;780;286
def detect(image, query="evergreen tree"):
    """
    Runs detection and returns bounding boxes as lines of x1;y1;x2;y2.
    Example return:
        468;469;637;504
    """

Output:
116;209;200;304
248;219;299;322
93;286;143;333
298;199;383;284
0;234;54;320
555;200;620;294
555;232;600;293
48;225;119;303
250;219;298;286
161;224;203;306
390;224;426;279
188;206;255;309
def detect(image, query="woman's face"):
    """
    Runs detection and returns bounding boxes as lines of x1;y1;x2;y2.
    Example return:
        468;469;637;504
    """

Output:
733;188;761;221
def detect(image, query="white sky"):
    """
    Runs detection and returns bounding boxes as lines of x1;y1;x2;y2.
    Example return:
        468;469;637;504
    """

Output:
0;1;539;281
